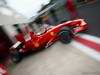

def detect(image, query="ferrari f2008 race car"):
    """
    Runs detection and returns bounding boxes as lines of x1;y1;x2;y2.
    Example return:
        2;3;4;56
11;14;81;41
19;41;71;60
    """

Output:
10;19;87;63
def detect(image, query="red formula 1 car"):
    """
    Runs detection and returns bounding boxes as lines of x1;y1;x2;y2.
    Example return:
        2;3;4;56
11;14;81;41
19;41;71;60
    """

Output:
10;19;87;63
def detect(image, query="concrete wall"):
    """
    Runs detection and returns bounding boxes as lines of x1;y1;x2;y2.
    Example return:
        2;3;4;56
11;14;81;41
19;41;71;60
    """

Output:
45;0;70;25
47;7;70;25
55;6;70;23
77;1;100;37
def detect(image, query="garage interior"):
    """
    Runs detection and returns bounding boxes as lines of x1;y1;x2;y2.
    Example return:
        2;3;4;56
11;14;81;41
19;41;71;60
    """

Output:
0;0;100;75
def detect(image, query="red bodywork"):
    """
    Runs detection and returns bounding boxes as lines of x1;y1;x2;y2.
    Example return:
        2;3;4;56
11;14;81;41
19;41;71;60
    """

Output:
0;64;8;75
12;19;87;54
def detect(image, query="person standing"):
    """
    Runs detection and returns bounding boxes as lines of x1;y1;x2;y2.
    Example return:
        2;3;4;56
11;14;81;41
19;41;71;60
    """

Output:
66;0;79;19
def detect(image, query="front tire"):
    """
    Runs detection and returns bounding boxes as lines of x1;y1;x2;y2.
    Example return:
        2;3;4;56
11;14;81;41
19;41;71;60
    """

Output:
59;29;72;44
11;51;23;63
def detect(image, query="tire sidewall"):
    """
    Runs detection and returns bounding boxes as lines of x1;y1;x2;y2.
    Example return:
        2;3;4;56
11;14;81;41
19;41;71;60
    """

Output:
59;28;72;44
11;51;23;63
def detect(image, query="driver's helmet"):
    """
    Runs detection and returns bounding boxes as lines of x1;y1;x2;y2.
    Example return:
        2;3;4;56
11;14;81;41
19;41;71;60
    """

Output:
41;24;49;32
42;24;49;30
37;24;49;35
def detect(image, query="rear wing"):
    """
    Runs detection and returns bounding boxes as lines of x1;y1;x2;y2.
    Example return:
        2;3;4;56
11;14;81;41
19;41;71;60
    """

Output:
71;19;87;33
60;19;87;33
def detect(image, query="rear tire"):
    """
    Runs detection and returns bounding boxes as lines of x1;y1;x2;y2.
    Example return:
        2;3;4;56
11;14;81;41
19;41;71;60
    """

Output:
11;51;23;63
59;28;72;44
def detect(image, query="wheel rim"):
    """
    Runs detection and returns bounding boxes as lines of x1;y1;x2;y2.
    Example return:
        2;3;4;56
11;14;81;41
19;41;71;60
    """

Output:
59;30;71;44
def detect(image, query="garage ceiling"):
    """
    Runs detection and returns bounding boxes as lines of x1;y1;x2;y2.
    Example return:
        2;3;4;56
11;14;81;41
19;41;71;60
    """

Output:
0;0;29;25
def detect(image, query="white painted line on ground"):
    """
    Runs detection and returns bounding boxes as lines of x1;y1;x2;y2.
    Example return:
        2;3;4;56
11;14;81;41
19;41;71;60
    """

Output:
71;40;100;61
72;34;100;61
79;34;100;44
